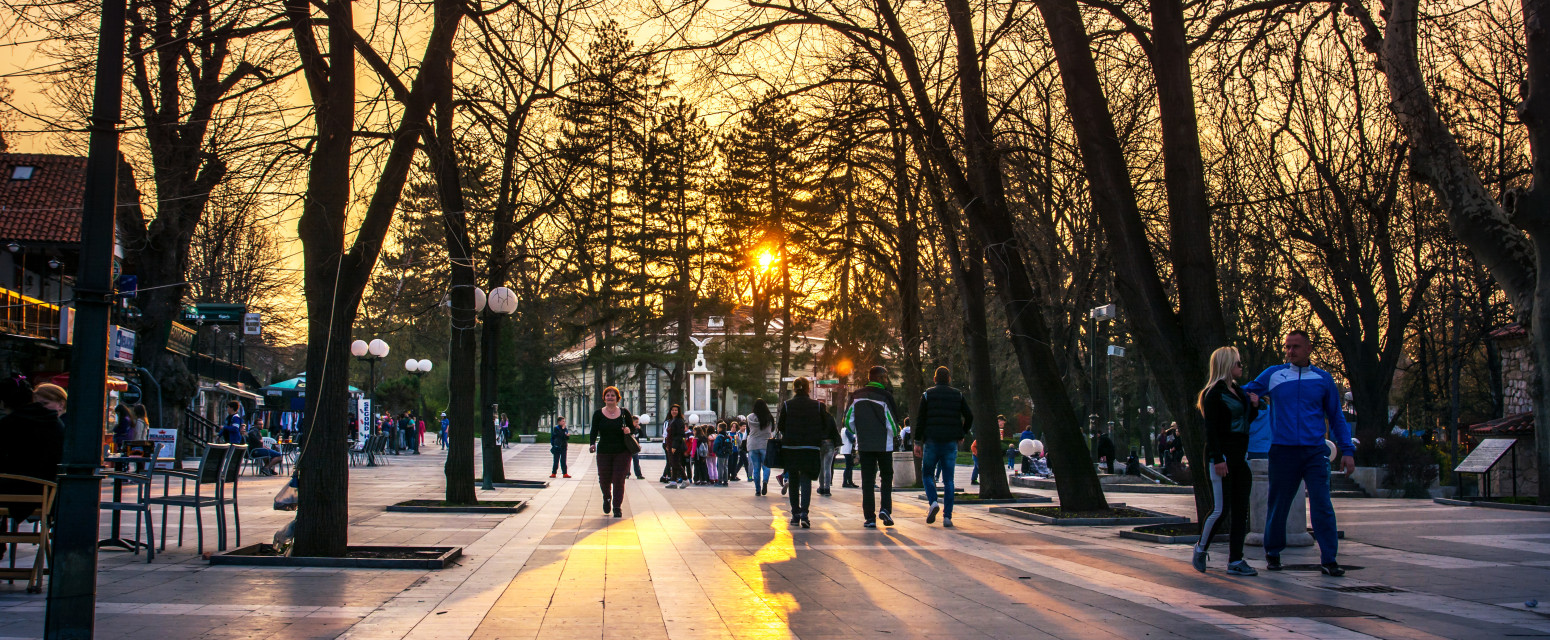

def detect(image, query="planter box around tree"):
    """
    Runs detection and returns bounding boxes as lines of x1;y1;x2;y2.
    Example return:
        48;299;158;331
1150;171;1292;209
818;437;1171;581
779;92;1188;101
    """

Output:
211;544;462;569
990;505;1188;527
914;492;1052;505
387;499;527;513
473;479;550;489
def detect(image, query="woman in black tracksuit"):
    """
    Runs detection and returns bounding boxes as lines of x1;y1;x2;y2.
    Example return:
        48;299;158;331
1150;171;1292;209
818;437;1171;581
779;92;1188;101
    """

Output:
1193;346;1259;576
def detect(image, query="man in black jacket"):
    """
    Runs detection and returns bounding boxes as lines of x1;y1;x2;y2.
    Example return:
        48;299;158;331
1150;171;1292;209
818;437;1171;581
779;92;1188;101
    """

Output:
913;367;973;527
846;366;902;528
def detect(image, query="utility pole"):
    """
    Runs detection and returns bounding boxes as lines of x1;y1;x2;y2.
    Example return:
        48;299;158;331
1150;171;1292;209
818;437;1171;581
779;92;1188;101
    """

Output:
45;0;125;634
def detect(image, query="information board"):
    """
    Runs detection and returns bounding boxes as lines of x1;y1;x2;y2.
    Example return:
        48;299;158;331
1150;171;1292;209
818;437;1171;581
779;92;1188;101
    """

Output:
147;427;178;469
1455;438;1516;474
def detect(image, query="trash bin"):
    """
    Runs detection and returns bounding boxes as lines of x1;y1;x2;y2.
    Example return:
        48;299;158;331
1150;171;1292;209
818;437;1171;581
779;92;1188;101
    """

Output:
892;450;918;488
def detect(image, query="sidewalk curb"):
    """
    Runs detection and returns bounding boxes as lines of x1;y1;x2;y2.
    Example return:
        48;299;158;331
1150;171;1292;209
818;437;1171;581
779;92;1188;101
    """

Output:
1433;497;1550;513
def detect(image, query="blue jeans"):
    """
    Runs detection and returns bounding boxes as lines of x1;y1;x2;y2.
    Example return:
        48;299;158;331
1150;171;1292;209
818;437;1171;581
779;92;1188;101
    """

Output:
1265;444;1339;564
970;455;979;484
921;441;959;516
748;450;770;492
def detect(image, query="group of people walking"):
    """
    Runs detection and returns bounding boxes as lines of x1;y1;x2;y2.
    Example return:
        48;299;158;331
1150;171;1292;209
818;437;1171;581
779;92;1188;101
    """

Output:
562;328;1355;580
572;364;976;531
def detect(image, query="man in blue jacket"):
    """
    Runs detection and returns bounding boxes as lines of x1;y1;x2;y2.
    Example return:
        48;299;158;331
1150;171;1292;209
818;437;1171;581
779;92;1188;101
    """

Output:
1242;330;1355;576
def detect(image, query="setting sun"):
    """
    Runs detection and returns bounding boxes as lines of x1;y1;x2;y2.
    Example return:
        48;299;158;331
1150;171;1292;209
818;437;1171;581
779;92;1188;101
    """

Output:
756;248;778;272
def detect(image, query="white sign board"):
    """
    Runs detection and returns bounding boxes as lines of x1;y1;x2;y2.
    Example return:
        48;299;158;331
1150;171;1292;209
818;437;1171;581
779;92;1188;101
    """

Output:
358;397;372;442
243;312;262;336
147;427;178;469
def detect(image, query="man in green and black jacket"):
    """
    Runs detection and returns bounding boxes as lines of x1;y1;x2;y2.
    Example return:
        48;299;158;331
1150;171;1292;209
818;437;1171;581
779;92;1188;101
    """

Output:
846;366;902;528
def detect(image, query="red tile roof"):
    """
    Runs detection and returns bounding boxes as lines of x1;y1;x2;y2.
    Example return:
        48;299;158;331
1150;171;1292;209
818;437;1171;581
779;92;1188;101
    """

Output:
0;153;87;244
1488;323;1528;340
1469;411;1534;436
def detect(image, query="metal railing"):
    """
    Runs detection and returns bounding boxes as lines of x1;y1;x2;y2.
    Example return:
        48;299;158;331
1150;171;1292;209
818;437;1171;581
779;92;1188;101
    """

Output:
0;286;59;341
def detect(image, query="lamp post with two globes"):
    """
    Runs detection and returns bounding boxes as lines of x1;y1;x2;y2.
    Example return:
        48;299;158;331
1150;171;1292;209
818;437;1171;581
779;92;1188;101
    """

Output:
352;338;389;465
479;286;518;490
406;358;433;449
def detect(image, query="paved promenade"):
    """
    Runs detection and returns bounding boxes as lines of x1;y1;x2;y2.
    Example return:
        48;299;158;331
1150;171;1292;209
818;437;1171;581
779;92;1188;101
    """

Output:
2;444;1548;639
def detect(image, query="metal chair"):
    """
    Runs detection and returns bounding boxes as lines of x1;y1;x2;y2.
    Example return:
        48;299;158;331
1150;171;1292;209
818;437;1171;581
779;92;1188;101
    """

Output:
146;444;230;553
218;444;246;548
100;470;156;563
0;474;57;593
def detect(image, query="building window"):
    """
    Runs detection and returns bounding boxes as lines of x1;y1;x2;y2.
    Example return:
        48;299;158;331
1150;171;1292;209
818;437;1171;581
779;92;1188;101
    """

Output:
10;166;35;181
708;316;725;328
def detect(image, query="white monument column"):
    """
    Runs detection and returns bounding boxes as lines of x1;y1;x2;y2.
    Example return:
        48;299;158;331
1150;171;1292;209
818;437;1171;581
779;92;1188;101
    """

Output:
687;337;716;425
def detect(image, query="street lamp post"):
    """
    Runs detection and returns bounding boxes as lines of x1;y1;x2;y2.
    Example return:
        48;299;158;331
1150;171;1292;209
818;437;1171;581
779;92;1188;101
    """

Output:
1089;304;1115;441
480;286;518;491
44;0;125;632
407;358;433;449
352;338;389;465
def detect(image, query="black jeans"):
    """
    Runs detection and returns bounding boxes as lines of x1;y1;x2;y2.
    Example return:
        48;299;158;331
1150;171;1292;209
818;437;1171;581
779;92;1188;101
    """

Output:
1198;456;1251;562
787;469;814;517
843;453;855;485
859;451;894;521
552;448;568;474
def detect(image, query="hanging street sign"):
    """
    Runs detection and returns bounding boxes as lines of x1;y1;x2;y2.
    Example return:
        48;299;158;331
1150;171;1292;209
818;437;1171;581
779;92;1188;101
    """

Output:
181;303;247;325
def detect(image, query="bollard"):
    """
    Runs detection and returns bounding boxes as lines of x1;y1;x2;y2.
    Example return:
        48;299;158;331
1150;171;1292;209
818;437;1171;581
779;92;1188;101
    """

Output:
1246;457;1314;547
892;450;918;488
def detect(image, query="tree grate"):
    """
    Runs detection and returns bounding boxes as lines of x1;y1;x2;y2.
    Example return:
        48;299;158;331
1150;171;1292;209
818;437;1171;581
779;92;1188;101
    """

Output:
1326;585;1404;594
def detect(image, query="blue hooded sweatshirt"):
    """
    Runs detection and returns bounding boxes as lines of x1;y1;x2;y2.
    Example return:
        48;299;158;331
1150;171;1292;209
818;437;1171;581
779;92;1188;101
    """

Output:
1242;363;1354;456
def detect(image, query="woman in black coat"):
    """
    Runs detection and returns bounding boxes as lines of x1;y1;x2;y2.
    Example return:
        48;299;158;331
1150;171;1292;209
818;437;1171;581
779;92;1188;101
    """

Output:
588;386;639;518
0;376;64;523
776;377;840;528
1192;347;1259;577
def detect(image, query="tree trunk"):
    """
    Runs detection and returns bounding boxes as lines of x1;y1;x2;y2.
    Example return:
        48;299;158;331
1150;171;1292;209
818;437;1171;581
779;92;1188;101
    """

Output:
929;187;1008;499
895;129;925;419
1032;0;1226;519
1358;0;1546;501
432;37;478;504
479;313;506;482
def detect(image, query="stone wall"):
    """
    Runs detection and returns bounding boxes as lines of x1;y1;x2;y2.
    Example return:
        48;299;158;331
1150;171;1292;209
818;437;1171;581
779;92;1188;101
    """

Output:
1484;435;1540;498
1501;337;1534;416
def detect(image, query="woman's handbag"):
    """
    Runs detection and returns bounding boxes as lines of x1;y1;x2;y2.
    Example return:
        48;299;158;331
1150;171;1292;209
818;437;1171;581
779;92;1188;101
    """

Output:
624;433;642;455
764;401;785;469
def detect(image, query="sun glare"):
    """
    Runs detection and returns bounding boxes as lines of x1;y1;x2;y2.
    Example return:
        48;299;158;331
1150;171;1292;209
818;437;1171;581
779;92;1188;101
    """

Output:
757;248;779;272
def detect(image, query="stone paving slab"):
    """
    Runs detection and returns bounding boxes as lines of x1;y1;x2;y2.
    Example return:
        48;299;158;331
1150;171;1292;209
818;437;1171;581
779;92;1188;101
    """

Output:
2;445;1548;639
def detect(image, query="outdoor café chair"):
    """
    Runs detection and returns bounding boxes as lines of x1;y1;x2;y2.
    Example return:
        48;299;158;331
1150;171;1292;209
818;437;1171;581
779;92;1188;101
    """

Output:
219;443;247;548
100;469;156;563
145;444;232;554
0;474;57;593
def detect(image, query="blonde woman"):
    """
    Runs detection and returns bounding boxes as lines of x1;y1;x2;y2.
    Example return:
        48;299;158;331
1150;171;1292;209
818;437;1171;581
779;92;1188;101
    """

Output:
1192;347;1258;577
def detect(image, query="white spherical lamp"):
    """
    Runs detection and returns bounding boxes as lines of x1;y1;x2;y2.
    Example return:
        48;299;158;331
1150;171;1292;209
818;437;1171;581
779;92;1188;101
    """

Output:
488;286;518;314
689;413;701;425
417;359;433;373
405;358;418;372
1326;439;1338;461
1018;439;1037;457
473;287;487;312
368;338;390;358
350;339;369;357
1032;439;1045;455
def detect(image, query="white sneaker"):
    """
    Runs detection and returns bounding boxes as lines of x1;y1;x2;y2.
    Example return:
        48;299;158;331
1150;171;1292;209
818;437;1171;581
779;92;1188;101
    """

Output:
927;501;941;524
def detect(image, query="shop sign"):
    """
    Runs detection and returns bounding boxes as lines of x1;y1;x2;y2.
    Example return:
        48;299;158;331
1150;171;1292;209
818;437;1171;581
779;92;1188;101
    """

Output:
167;321;195;356
109;326;136;363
